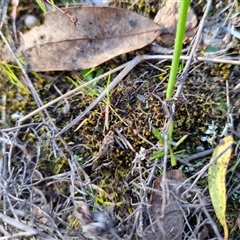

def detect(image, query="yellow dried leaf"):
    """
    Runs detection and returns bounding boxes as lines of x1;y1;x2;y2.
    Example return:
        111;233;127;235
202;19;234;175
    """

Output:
208;135;234;240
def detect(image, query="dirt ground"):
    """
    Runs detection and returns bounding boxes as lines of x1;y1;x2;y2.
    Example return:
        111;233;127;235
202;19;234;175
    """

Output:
0;0;240;239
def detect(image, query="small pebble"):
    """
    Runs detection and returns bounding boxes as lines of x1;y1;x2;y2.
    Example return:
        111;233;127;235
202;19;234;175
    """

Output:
24;14;38;27
11;111;24;120
90;0;110;6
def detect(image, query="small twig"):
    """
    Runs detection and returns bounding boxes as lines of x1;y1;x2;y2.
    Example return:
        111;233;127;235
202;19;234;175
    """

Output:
13;53;239;136
11;0;19;42
200;198;222;238
160;127;171;216
0;31;47;118
146;158;161;186
55;53;240;137
0;0;9;30
0;93;7;209
185;148;214;162
19;62;127;123
55;56;145;136
181;143;232;196
0;123;46;132
225;77;233;128
0;213;55;240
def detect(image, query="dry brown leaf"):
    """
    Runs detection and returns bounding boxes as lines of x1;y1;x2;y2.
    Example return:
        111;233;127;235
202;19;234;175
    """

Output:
143;170;187;240
1;6;161;71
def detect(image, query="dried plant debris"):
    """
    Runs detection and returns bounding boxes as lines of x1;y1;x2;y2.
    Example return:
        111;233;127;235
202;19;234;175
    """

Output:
143;170;187;240
208;135;234;240
91;130;115;170
201;5;240;53
237;213;240;231
96;131;115;160
74;201;119;239
0;6;161;71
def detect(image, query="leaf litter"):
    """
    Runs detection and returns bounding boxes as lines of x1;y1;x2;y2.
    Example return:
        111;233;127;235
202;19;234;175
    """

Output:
208;135;234;240
0;0;240;239
1;6;161;71
143;170;187;240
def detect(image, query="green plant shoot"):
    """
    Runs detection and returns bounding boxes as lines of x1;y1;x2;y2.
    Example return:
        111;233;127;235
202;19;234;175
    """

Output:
166;0;190;166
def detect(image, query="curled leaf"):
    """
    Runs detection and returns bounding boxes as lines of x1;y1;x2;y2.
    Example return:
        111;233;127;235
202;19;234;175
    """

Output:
208;135;234;240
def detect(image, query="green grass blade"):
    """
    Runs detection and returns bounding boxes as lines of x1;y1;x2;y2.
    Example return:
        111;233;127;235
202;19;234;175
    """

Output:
166;0;190;99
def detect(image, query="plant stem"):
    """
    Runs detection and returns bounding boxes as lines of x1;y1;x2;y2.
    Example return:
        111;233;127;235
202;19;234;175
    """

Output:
166;0;190;166
166;0;190;99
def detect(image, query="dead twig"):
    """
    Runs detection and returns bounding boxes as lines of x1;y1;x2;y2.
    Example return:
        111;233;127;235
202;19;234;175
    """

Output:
0;213;56;240
0;0;9;30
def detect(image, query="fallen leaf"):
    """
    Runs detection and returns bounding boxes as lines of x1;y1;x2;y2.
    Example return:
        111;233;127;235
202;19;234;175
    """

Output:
208;135;234;240
1;6;161;71
143;170;187;240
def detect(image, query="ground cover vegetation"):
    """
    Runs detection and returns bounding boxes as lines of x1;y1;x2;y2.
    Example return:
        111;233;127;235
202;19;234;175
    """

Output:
0;0;240;239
